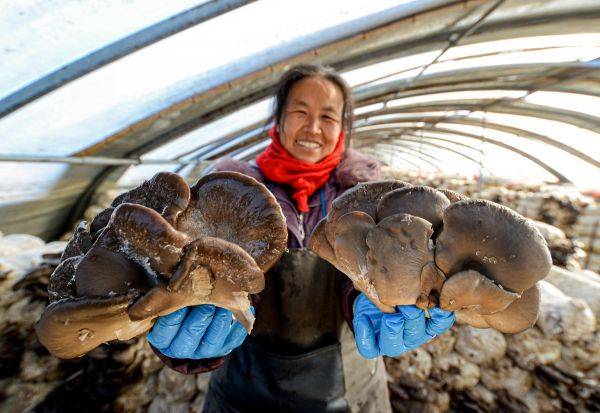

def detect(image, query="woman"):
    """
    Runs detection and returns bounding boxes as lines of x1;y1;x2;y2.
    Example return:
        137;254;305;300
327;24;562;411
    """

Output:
147;64;455;412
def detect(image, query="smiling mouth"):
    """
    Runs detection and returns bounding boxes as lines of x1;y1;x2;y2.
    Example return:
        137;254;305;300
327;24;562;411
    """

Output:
296;140;322;149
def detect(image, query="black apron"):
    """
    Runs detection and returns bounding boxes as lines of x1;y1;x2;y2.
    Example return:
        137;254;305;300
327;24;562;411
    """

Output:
202;249;391;413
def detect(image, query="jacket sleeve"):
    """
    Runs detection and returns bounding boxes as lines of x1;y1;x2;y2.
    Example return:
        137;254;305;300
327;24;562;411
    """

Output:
152;293;263;374
149;344;226;374
339;272;360;333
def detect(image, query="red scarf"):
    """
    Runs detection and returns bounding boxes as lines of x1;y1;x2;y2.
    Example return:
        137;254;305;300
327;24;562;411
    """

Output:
257;125;345;212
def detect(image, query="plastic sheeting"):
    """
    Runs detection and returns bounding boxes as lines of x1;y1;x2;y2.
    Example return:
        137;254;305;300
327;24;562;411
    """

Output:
1;0;599;238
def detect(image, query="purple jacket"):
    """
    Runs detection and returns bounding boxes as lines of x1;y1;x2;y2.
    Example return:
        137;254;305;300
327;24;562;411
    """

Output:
152;149;383;373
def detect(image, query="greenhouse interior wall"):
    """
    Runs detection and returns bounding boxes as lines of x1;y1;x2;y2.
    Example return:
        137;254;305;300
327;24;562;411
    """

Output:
0;1;598;412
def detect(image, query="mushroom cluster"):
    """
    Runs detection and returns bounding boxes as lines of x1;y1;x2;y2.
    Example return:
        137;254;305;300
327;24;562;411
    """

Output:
36;172;287;359
309;181;552;333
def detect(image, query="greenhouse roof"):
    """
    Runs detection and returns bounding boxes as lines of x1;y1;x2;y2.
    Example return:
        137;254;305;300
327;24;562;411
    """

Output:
1;0;599;238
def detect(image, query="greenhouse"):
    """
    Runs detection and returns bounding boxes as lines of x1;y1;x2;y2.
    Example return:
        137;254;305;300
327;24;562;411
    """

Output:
0;0;598;412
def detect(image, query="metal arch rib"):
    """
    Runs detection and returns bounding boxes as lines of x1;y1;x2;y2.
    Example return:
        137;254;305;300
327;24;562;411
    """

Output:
353;62;600;105
0;0;256;119
363;145;443;172
353;123;572;182
354;112;600;169
356;133;490;172
355;99;600;135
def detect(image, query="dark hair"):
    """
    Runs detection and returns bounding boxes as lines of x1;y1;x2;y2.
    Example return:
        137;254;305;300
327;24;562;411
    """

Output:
271;64;354;146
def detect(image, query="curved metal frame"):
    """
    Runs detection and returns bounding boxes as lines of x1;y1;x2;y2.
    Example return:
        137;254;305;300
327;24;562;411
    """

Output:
3;0;600;238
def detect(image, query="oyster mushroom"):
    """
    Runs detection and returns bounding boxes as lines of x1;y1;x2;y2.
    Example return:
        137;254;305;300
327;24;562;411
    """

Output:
483;283;541;333
439;188;467;203
61;221;93;261
128;237;263;331
47;256;80;302
310;180;444;313
439;270;521;315
366;214;443;310
36;171;287;359
310;181;550;334
435;200;551;332
377;186;451;231
36;292;155;360
435;200;551;294
90;172;191;236
177;172;287;272
325;180;411;246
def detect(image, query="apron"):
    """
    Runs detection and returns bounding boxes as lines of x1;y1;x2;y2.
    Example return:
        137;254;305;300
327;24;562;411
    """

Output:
202;249;392;413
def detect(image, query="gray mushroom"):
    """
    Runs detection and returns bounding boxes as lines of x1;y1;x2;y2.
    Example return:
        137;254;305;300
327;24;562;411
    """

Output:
310;181;550;334
36;171;287;359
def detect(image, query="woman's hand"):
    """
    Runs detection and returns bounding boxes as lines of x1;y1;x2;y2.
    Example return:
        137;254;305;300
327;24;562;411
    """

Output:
352;293;454;359
147;305;251;359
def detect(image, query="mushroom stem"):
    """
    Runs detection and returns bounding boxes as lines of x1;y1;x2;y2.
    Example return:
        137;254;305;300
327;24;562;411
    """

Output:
232;307;255;332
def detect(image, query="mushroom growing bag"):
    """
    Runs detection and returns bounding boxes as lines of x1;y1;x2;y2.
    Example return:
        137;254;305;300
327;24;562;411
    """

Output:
309;181;552;334
36;172;287;359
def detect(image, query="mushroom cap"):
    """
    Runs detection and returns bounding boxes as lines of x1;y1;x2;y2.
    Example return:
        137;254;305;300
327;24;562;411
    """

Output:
39;171;285;357
90;172;190;235
170;237;264;294
377;186;451;230
307;218;337;266
128;237;262;332
332;211;375;278
435;199;552;293
439;189;467;203
366;213;434;307
176;171;287;272
455;309;491;329
35;292;153;359
61;221;92;261
482;283;541;334
75;245;158;297
48;256;80;302
326;180;410;245
101;203;191;275
439;270;521;314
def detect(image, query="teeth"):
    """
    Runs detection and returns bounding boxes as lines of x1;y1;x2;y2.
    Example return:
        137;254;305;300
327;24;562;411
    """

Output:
297;140;321;149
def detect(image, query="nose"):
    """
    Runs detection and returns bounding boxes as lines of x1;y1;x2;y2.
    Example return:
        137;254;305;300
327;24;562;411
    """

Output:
304;115;321;135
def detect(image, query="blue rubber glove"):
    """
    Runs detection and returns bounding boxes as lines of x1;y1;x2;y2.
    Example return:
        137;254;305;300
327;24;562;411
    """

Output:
147;305;252;359
353;293;455;359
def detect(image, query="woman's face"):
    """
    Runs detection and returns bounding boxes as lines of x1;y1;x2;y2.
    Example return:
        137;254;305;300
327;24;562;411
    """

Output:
280;76;344;163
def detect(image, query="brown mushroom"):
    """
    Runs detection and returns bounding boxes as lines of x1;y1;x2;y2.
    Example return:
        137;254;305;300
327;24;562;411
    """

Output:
61;221;93;261
47;256;80;302
37;171;287;359
439;189;467;204
366;214;443;310
455;308;491;329
99;203;191;275
439;270;521;315
129;237;263;331
377;186;451;231
332;211;392;312
308;218;337;265
481;283;541;333
435;200;550;333
74;245;158;297
91;172;191;235
177;171;287;272
309;184;549;334
435;200;551;294
35;292;154;359
325;180;410;245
